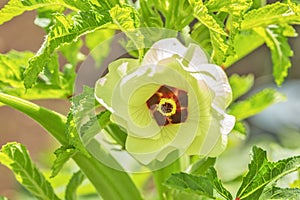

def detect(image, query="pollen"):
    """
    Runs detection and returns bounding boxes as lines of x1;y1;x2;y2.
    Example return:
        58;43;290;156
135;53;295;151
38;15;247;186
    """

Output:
146;85;188;126
157;98;177;116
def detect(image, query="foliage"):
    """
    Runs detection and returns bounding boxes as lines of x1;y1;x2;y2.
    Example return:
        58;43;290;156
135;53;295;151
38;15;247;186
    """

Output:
0;0;300;199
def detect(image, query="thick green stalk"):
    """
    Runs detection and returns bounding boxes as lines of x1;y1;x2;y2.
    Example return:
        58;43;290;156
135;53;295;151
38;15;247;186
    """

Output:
153;160;181;200
0;92;68;144
0;92;142;200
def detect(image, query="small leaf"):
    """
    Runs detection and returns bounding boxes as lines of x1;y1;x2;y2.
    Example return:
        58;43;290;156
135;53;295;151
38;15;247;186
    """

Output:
67;87;104;156
0;142;60;200
24;10;112;89
205;0;252;38
50;146;77;178
110;4;144;58
165;168;232;199
260;186;300;200
59;38;85;66
104;123;127;148
139;0;163;27
65;171;86;200
255;25;294;86
229;74;254;101
0;51;72;101
228;88;286;121
224;30;264;67
241;2;300;30
236;146;300;200
165;172;214;198
189;157;216;176
67;112;91;158
232;121;248;136
150;0;193;30
0;196;8;200
192;1;229;64
0;0;77;26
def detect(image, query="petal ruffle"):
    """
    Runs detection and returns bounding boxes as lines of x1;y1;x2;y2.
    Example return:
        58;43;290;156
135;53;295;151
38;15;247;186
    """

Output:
94;58;140;111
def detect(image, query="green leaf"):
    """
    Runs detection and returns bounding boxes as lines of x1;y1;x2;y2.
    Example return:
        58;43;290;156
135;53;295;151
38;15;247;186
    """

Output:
94;0;119;10
0;93;142;200
24;10;112;89
228;88;286;121
229;74;254;101
192;1;229;64
241;2;300;30
59;38;85;66
104;123;127;148
260;186;300;200
165;168;232;200
65;171;86;200
193;1;227;36
150;0;193;30
236;146;300;200
189;157;216;176
251;0;266;9
50;146;77;178
254;25;294;86
109;4;144;59
0;0;82;26
66;112;91;158
0;142;60;200
0;197;8;200
68;87;127;153
205;0;252;37
139;0;163;27
232;121;248;136
224;30;265;67
0;51;72;102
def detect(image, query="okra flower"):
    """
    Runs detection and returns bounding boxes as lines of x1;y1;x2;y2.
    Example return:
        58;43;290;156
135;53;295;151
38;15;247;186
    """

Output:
95;38;235;165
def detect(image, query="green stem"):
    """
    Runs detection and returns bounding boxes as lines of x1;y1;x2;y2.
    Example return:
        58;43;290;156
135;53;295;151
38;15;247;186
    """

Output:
153;159;181;200
0;92;142;200
0;92;68;145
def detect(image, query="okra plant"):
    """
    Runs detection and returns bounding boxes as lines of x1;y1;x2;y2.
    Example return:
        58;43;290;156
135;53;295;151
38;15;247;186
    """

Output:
0;0;300;199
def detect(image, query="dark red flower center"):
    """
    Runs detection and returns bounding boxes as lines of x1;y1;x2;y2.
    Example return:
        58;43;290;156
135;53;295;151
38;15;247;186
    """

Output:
146;85;188;126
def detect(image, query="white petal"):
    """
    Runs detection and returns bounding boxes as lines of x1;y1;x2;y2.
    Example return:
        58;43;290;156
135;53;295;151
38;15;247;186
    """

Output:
142;38;187;65
190;64;232;110
183;43;209;67
199;110;235;156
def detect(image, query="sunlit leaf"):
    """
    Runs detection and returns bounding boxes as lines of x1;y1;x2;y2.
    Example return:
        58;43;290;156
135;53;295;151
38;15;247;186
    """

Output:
205;0;252;37
229;74;254;101
228;88;286;121
65;171;86;200
232;121;248;136
241;2;300;30
0;143;60;200
224;30;264;67
24;11;112;89
255;25;294;86
260;186;300;200
192;1;229;64
110;4;144;58
166;168;232;200
236;146;300;200
0;0;76;26
189;157;216;176
50;146;77;178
